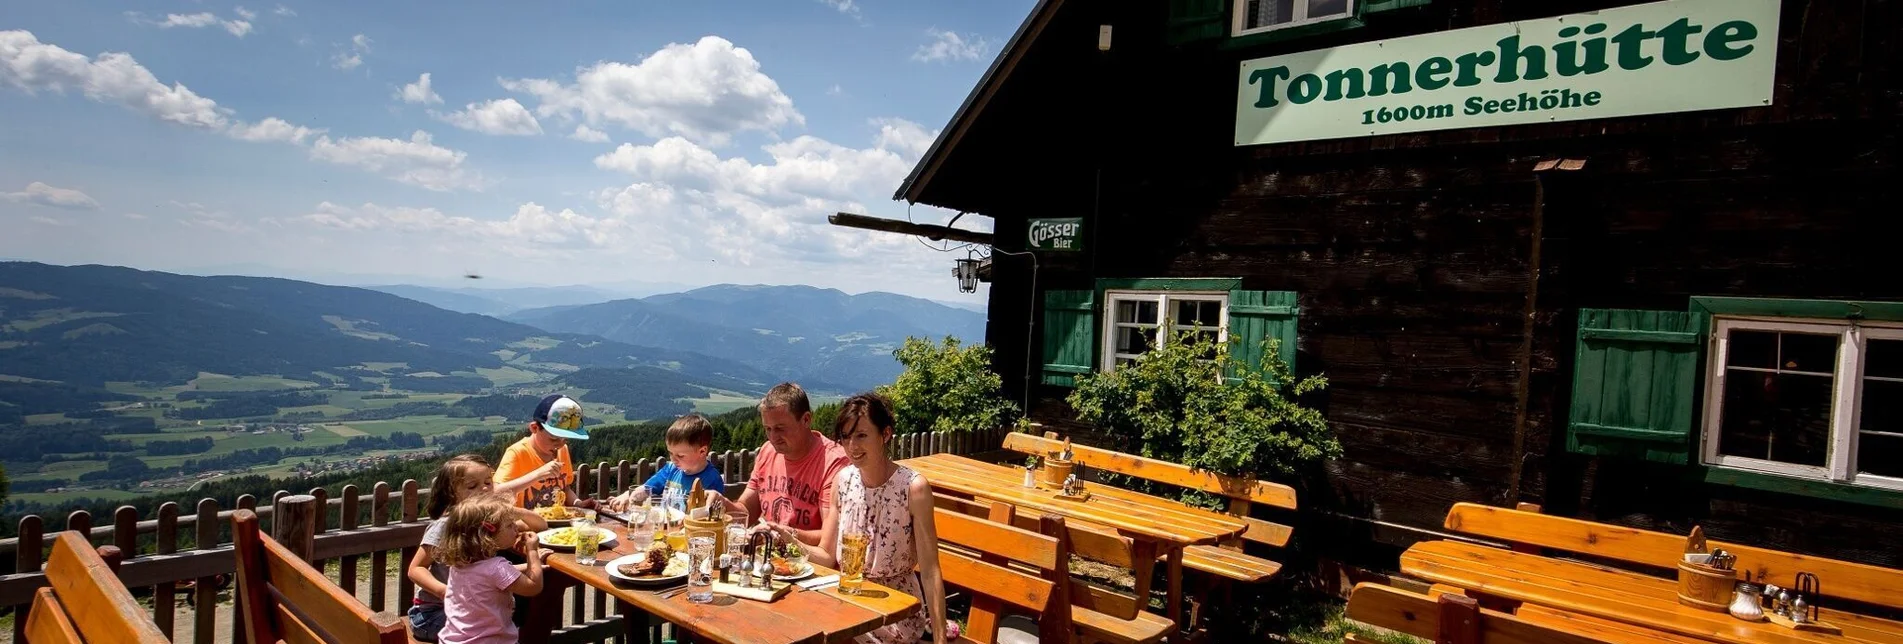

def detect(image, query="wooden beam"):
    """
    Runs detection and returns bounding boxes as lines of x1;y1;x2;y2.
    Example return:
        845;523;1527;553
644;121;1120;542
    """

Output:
828;212;995;246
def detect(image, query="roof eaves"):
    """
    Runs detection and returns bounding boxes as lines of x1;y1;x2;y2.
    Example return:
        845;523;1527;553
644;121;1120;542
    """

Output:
892;0;1068;209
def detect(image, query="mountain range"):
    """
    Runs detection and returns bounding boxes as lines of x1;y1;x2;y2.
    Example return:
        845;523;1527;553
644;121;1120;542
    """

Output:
504;285;987;391
0;262;986;402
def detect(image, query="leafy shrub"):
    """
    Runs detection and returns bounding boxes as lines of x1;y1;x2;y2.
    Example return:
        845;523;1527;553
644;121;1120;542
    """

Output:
1067;331;1338;484
880;336;1019;434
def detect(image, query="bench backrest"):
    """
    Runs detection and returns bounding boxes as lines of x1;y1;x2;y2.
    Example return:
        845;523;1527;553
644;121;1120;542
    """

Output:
1346;583;1604;644
26;531;168;644
1443;502;1903;609
933;501;1068;644
232;509;409;644
1006;431;1296;546
934;493;1155;620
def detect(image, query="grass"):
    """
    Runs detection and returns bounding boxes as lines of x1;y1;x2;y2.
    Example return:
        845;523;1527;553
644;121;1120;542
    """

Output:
323;424;369;437
187;372;322;392
685;390;759;415
476;365;545;387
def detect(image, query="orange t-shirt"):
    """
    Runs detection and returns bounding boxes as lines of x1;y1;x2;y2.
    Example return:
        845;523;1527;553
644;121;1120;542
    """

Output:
747;432;850;531
495;436;574;508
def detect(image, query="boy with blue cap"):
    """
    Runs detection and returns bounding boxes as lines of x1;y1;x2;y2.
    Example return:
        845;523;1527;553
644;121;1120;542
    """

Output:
495;394;589;509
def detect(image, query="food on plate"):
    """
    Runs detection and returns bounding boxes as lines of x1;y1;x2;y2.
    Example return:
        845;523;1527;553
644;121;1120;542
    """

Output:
535;505;587;520
769;541;807;576
541;527;604;548
617;540;684;578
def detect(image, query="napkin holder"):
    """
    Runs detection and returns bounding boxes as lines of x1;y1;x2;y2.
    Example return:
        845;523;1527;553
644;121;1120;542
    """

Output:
713;579;793;602
1676;526;1734;612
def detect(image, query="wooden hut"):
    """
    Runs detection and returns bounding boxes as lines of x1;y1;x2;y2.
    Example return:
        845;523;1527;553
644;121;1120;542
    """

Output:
872;0;1903;567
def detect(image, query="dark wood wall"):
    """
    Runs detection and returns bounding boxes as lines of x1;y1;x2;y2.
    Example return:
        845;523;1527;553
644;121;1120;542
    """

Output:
946;0;1902;566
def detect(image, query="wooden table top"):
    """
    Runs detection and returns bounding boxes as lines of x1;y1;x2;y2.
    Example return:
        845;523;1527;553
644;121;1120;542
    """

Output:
900;453;1247;546
1402;539;1903;644
545;523;920;644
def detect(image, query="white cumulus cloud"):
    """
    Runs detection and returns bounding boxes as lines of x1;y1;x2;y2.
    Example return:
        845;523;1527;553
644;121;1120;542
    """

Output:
274;5;296;17
569;124;610;143
332;34;370;70
818;0;860;17
398;72;442;104
234;6;258;21
0;30;230;130
501;36;802;147
309;130;483;192
228;117;321;144
301;201;626;250
131;12;252;37
3;182;101;210
433;98;542;136
912;29;989;63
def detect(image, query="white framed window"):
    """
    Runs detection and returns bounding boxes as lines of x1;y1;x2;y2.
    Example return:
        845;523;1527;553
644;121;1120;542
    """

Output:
1233;0;1355;37
1101;290;1228;371
1702;317;1903;491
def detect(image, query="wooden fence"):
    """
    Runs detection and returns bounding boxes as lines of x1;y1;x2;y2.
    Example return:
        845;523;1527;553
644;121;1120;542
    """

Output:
0;426;1007;643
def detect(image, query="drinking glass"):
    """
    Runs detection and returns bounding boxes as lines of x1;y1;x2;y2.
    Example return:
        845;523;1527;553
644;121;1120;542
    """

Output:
686;536;716;604
839;532;870;595
665;528;688;552
572;517;600;565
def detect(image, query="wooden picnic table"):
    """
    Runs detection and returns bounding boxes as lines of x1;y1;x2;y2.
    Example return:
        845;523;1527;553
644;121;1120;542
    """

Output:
1402;539;1903;644
899;452;1249;628
521;521;920;644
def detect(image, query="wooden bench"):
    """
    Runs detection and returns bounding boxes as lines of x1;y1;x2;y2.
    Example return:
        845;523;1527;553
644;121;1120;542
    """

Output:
1442;502;1903;612
1346;582;1619;644
231;508;410;644
933;501;1066;643
935;494;1175;644
25;531;169;644
1005;432;1291;583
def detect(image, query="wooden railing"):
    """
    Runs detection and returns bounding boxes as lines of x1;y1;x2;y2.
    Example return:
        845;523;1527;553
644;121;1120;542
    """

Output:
0;426;1007;643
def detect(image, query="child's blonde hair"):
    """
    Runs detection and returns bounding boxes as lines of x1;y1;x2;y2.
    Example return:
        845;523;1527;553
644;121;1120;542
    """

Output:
428;454;493;519
436;493;518;568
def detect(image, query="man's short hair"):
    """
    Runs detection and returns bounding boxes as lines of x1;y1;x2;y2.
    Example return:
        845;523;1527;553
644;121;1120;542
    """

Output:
665;414;714;448
758;382;811;417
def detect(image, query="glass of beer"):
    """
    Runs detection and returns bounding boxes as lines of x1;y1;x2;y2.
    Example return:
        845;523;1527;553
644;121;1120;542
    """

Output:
839;532;870;595
666;527;688;552
573;517;599;566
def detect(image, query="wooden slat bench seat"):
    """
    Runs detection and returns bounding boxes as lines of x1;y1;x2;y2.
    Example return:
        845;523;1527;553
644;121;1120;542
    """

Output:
231;509;409;644
935;498;1175;644
1513;604;1711;644
1345;582;1607;644
1004;432;1293;584
26;531;169;644
933;501;1065;643
1442;502;1903;612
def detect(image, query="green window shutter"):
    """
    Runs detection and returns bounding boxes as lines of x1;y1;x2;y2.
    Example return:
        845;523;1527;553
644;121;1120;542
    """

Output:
1226;290;1299;383
1567;308;1708;464
1166;0;1229;45
1040;290;1097;387
1362;0;1431;13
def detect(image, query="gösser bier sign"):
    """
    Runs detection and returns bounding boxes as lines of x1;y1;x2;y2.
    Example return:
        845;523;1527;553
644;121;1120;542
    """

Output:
1028;218;1083;251
1234;0;1780;146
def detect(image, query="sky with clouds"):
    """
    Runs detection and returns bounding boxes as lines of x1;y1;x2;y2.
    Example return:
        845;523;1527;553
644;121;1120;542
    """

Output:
1;0;1020;301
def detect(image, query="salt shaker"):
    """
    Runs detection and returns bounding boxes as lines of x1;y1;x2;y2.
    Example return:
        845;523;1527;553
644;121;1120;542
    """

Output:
1790;597;1809;624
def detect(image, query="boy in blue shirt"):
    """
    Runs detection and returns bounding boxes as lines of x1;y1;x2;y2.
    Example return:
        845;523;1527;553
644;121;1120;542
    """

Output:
607;413;725;511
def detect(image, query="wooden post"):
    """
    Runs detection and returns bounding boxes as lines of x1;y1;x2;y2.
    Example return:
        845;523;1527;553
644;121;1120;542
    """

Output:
97;545;126;572
399;480;421;608
370;481;391;611
339;484;361;596
12;514;42;643
155;501;180;639
193;498;219;644
272;494;318;562
1436;593;1481;644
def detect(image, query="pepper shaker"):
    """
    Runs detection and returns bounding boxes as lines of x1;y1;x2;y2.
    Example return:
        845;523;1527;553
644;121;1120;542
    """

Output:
1790;597;1809;624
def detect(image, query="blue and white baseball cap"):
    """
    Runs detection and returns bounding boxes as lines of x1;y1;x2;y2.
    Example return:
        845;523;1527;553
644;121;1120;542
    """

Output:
532;394;588;440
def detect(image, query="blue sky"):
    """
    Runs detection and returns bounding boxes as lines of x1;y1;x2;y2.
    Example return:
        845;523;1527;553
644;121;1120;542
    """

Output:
1;0;1014;300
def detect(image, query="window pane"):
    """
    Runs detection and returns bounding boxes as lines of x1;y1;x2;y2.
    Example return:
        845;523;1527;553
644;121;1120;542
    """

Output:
1859;432;1903;478
1136;300;1157;325
1199;300;1222;326
1192;329;1221;360
1718;370;1832;467
1113;300;1158;324
1173;299;1221;327
1308;0;1351;18
1863;380;1903;434
1115;326;1154;354
1115;300;1136;323
1726;330;1776;369
1867;338;1903;380
1780;332;1839;373
1245;0;1295;28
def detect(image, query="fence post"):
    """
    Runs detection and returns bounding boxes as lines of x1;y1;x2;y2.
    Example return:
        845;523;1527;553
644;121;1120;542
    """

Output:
13;514;43;643
193;498;220;644
340;484;361;597
399;480;421;605
273;494;319;562
155;502;181;638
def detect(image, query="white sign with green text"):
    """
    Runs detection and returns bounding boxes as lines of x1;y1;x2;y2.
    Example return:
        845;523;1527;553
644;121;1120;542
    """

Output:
1234;0;1780;146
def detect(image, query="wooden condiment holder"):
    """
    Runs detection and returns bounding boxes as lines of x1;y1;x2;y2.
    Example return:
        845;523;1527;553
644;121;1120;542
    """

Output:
1040;458;1074;488
1676;526;1735;611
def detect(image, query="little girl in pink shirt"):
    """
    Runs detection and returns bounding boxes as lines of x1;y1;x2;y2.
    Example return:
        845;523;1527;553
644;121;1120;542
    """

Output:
435;493;550;644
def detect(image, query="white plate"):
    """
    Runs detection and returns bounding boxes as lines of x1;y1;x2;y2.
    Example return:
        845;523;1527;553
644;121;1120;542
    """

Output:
536;527;618;552
606;552;691;586
772;562;814;581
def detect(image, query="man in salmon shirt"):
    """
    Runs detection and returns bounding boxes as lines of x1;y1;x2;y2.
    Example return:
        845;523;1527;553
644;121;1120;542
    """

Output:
739;382;849;546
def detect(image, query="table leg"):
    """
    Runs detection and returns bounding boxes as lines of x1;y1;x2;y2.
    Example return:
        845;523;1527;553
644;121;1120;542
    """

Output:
522;567;580;644
1167;547;1185;632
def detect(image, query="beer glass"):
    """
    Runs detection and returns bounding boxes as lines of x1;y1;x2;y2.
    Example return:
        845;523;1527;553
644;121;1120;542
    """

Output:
839;532;870;595
573;517;600;565
686;536;716;604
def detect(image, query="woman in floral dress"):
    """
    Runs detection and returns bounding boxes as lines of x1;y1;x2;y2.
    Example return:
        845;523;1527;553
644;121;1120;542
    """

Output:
770;393;947;644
